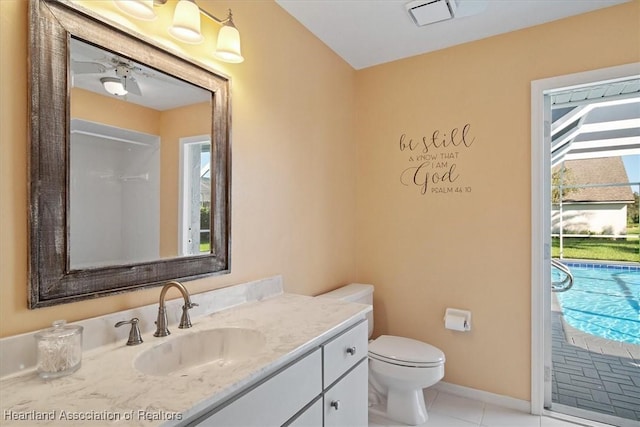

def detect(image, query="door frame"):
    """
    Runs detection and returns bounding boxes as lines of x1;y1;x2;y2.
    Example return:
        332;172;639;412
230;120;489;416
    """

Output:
530;62;640;416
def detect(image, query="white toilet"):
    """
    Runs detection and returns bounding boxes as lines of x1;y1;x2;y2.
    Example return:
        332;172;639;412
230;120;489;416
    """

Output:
319;283;445;426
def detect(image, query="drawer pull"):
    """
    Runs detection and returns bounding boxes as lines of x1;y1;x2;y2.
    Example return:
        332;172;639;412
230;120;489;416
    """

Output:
346;346;356;356
330;400;340;410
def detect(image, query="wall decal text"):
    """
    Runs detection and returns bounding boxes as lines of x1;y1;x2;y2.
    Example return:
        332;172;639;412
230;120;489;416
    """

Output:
399;124;476;195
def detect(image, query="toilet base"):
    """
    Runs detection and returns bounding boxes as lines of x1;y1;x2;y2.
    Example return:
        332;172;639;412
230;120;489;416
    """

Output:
368;386;428;426
387;388;428;425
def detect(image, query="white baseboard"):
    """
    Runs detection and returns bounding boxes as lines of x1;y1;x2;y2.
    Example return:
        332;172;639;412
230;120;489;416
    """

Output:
433;381;531;413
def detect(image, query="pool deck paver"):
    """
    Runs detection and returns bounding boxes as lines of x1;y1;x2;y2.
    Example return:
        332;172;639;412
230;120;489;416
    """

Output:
551;309;640;421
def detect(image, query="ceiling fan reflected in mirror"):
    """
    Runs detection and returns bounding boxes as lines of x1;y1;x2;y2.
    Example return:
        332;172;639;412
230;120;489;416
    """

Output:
70;38;212;111
73;56;145;97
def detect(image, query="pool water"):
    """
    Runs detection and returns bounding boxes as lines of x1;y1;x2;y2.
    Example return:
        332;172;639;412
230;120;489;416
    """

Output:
553;262;640;345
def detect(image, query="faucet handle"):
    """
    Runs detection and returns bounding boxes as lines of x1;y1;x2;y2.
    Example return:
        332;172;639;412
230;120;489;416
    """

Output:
115;318;144;346
178;302;198;329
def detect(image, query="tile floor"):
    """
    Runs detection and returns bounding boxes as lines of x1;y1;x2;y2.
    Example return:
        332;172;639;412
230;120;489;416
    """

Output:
368;389;604;427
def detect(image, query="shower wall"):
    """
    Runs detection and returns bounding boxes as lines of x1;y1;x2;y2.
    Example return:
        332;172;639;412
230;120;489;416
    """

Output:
70;124;160;268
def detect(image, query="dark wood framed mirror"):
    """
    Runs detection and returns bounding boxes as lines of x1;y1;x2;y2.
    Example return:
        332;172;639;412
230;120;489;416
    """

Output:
28;0;231;308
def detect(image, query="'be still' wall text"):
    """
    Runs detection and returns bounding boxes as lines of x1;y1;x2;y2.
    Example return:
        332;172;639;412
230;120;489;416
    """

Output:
399;124;476;195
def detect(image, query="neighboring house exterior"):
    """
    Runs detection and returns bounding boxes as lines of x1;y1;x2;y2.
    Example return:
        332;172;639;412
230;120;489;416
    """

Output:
552;157;634;235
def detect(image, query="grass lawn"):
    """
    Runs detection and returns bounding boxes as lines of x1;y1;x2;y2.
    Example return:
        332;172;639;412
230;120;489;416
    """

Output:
552;236;639;263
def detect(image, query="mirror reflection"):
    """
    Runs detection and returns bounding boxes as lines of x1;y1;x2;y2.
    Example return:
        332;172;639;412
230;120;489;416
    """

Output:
70;38;213;269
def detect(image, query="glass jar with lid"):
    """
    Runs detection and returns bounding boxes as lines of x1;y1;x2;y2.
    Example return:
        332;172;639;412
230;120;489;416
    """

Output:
34;320;83;379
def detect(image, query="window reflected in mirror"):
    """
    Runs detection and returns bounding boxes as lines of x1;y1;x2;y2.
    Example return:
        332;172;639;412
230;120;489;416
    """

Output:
179;137;212;256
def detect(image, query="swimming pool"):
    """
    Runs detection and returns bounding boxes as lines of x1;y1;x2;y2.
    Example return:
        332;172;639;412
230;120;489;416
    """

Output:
553;261;640;345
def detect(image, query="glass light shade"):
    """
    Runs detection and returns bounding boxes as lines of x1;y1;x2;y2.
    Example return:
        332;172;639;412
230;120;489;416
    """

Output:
113;0;156;21
101;78;128;96
169;0;204;44
214;25;244;63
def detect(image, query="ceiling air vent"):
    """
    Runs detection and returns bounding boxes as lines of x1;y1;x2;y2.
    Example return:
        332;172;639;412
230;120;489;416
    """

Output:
406;0;457;26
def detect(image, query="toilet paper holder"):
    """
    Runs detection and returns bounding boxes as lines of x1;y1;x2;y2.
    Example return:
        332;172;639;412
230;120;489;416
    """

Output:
444;308;471;331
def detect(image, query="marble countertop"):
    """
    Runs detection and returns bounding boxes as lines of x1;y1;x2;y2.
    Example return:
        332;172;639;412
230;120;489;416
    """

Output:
0;294;369;426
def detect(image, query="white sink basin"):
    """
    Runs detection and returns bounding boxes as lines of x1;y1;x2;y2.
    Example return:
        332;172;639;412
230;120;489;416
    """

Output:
134;328;266;376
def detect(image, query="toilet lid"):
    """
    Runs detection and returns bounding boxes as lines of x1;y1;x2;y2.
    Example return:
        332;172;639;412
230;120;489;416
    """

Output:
368;335;445;367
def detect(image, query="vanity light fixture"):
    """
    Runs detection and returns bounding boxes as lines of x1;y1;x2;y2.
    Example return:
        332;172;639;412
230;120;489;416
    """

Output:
114;0;157;21
212;11;243;63
100;77;128;96
169;0;244;63
113;0;244;63
168;0;203;44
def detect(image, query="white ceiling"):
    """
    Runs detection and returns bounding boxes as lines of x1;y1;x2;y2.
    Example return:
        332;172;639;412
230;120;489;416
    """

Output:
275;0;631;70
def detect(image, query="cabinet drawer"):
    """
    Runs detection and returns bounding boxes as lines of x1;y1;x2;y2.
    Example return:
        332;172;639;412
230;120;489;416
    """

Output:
323;359;368;427
322;320;368;387
195;348;321;426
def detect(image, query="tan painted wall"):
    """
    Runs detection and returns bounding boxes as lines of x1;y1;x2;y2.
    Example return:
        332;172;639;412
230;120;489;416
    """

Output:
0;0;638;403
71;87;161;134
159;101;212;257
0;0;356;337
354;1;640;401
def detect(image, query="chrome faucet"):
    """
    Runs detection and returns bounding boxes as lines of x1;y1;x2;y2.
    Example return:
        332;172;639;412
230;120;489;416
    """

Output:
153;281;198;337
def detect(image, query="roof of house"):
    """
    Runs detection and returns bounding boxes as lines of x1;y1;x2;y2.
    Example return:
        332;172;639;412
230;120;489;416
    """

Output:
557;157;635;203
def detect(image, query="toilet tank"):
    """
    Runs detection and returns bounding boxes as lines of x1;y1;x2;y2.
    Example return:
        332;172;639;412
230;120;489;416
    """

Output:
317;284;374;338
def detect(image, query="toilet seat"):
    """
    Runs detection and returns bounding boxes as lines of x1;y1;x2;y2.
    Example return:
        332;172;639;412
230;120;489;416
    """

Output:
369;335;445;368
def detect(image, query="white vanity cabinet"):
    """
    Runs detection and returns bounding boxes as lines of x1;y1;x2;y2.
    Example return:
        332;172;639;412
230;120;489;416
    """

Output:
286;398;323;426
183;319;368;427
193;349;322;426
321;320;369;426
323;361;368;426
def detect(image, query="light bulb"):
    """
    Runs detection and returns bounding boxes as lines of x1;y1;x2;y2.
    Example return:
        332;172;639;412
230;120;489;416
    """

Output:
169;0;204;44
101;78;128;96
113;0;156;21
214;23;244;63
